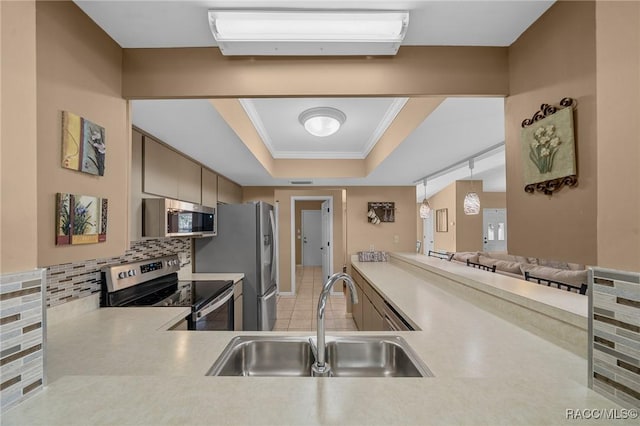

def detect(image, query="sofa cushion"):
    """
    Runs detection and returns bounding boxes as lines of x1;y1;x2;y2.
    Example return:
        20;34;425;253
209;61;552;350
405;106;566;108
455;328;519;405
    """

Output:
452;252;479;263
520;264;588;287
480;252;518;263
567;262;586;271
478;255;522;275
537;258;571;270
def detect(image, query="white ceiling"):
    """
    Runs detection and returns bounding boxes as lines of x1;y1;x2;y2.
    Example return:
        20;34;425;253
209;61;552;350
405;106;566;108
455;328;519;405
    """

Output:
78;1;554;194
240;97;407;159
75;1;554;48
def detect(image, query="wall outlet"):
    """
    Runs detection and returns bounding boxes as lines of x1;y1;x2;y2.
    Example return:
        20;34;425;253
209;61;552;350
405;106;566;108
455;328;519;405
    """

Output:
393;235;400;244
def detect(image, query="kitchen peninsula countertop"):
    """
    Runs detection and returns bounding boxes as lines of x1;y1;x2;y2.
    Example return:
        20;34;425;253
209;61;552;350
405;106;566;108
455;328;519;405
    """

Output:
3;257;620;425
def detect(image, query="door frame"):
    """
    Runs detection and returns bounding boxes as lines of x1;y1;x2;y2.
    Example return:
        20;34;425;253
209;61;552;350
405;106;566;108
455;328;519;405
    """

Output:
290;196;334;296
301;209;322;266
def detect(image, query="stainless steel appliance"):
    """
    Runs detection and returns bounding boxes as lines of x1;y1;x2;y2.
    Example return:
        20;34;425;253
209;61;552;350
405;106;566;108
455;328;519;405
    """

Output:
194;201;277;331
143;198;216;238
101;255;234;330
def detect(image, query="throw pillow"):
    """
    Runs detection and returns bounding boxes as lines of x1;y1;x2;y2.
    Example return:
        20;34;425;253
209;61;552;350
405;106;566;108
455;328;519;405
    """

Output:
452;252;479;263
478;255;521;274
519;264;587;287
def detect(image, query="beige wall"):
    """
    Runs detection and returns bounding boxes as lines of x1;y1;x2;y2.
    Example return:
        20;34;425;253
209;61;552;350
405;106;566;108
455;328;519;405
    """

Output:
505;1;597;264
294;201;323;265
1;1;38;273
425;182;506;253
122;47;508;98
482;192;507;209
346;186;417;256
36;2;129;266
243;187;276;204
595;1;640;271
428;183;457;252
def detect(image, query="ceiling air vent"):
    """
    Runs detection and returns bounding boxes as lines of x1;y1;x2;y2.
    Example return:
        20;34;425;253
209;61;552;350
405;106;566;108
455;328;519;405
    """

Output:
289;180;313;185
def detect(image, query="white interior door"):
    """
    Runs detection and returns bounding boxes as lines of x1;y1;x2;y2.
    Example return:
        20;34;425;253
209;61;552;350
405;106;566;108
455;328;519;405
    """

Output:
423;214;434;254
483;208;507;252
302;210;322;266
321;201;330;282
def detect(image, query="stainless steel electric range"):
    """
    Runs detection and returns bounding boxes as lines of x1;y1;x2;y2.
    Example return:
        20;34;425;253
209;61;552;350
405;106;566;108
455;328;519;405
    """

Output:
101;255;234;330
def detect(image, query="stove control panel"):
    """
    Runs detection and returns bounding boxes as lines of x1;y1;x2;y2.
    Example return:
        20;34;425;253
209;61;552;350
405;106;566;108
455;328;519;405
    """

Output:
101;255;181;293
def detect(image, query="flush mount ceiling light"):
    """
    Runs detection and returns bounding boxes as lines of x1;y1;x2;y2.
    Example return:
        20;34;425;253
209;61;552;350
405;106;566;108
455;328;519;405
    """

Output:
298;107;346;137
463;159;481;215
207;10;409;56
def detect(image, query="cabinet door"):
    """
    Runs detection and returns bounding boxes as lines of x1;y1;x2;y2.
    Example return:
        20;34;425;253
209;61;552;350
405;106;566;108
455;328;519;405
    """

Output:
352;283;364;330
176;155;202;204
363;297;385;331
218;175;242;204
143;137;178;199
201;168;218;207
130;130;144;241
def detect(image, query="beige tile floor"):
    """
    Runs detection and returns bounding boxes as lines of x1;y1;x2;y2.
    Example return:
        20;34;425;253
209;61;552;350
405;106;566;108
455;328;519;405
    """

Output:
274;266;357;332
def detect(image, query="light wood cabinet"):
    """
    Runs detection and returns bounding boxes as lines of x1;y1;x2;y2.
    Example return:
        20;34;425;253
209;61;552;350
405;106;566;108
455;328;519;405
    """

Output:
143;136;202;204
234;280;243;331
201;168;218;207
218;175;242;204
352;281;364;330
143;137;178;199
352;268;385;331
363;294;385;331
176;155;201;204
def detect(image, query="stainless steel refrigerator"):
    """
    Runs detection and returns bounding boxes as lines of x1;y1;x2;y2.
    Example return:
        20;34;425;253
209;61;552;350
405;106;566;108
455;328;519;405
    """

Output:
193;201;277;331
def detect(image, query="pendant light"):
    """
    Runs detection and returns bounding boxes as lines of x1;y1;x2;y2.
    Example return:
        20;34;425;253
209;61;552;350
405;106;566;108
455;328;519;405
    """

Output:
419;179;431;219
463;159;481;215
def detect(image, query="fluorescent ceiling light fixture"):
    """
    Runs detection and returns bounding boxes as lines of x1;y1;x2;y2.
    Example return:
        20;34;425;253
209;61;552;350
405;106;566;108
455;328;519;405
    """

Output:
208;10;409;56
299;107;346;137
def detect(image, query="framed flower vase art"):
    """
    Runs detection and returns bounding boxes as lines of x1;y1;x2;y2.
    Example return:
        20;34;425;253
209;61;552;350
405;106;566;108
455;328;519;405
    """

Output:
61;111;106;176
55;193;108;245
520;97;577;195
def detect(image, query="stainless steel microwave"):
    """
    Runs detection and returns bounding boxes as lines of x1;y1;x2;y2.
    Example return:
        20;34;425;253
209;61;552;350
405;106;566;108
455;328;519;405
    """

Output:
143;198;216;238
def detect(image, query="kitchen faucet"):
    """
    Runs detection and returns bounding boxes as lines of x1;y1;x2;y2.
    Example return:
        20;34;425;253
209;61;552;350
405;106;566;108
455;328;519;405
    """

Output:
310;272;358;377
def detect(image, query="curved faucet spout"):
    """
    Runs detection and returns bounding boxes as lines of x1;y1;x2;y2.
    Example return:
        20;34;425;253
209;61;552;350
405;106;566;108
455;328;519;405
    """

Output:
312;272;358;376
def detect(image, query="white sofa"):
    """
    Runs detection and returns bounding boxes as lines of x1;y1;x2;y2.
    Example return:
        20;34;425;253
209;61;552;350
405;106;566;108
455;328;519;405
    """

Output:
450;251;588;294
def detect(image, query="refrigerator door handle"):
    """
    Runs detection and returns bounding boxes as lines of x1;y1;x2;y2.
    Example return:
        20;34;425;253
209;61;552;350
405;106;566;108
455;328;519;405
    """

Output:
269;210;277;284
263;285;277;301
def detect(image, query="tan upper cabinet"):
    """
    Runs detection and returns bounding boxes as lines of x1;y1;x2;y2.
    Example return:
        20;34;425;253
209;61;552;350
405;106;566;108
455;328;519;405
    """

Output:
201;168;218;208
143;137;179;199
143;136;202;203
176;155;201;204
218;175;242;204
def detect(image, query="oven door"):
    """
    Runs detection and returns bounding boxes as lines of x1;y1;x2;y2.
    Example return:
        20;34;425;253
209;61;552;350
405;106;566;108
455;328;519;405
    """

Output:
189;287;234;331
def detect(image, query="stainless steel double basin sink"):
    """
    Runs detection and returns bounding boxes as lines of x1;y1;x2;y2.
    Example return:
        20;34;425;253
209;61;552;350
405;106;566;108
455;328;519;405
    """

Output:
206;335;433;378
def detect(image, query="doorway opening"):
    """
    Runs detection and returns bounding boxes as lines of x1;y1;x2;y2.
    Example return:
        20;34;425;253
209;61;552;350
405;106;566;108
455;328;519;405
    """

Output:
483;208;507;252
290;196;335;296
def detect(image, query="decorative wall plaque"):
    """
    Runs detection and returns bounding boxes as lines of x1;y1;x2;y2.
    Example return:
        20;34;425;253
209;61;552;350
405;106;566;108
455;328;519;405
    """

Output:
520;97;578;195
367;202;395;223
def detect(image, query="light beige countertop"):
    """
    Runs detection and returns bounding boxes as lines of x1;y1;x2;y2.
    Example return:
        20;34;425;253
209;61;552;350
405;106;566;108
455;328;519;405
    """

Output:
3;257;620;425
389;252;588;327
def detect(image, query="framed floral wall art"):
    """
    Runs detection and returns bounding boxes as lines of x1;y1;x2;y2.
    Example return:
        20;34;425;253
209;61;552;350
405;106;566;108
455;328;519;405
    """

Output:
520;98;578;195
55;193;108;245
61;111;106;176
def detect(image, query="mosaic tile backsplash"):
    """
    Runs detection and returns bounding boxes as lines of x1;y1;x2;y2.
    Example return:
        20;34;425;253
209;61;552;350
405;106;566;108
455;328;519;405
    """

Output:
0;268;46;413
589;267;640;409
45;238;191;308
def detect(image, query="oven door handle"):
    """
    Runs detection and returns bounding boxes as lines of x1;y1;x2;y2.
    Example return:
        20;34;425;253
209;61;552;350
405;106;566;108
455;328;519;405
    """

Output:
195;287;234;320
